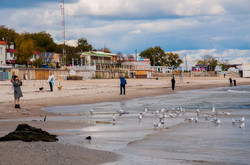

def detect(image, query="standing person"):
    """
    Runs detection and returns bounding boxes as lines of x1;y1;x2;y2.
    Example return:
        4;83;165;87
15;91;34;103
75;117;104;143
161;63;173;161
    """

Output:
12;75;23;108
224;73;226;78
48;72;54;92
233;79;236;86
120;75;126;95
229;77;233;86
171;76;175;90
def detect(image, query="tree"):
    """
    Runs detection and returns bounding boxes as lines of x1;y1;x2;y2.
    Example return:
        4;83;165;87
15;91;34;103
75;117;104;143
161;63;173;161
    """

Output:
15;34;35;66
117;52;124;65
0;26;19;46
27;31;58;52
33;57;43;68
219;60;229;71
165;52;183;67
196;55;218;71
77;38;93;52
126;54;135;61
139;46;166;66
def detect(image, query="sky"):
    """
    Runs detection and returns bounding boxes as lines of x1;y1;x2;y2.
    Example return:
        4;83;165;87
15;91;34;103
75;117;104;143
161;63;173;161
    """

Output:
1;0;250;68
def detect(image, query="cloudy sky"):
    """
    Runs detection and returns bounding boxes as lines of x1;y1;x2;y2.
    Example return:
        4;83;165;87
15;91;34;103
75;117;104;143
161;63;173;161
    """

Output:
1;0;250;67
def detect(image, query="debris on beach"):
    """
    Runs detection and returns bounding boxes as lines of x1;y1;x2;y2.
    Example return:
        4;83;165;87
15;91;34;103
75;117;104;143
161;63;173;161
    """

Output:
86;136;91;140
0;124;58;142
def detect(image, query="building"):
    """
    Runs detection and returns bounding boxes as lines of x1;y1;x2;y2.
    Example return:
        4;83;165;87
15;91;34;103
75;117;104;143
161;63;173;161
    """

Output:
41;52;61;67
0;41;7;66
242;63;250;78
80;51;117;65
122;61;152;78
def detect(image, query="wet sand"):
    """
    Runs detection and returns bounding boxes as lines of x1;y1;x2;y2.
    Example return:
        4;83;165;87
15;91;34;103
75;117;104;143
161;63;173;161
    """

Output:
0;77;250;164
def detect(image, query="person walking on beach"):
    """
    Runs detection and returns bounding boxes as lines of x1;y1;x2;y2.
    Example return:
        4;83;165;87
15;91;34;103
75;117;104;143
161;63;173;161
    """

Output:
171;76;175;90
12;75;23;108
229;77;233;86
48;72;54;92
120;75;126;95
233;79;236;86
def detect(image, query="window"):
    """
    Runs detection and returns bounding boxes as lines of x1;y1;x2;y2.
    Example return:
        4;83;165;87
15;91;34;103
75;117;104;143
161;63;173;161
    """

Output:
0;47;2;55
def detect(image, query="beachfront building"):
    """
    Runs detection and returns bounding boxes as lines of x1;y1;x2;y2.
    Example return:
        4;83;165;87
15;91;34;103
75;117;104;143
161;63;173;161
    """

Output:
0;41;7;66
122;61;152;78
41;52;61;67
6;43;17;65
242;63;250;78
79;51;117;65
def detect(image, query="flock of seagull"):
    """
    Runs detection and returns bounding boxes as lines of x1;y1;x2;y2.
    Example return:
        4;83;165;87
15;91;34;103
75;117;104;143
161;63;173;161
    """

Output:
89;106;246;129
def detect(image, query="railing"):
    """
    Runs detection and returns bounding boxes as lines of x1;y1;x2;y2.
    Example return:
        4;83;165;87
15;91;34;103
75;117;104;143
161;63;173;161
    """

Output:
67;65;96;71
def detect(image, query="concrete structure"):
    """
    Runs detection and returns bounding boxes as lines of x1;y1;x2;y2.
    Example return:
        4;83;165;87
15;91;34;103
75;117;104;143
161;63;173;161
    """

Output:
0;41;7;66
80;51;117;65
242;63;250;78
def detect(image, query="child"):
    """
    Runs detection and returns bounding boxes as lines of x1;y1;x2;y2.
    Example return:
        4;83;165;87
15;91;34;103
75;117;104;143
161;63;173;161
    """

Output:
12;75;23;108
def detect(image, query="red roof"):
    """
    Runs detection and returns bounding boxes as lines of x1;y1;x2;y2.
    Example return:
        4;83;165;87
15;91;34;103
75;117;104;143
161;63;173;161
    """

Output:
34;51;41;55
0;41;7;45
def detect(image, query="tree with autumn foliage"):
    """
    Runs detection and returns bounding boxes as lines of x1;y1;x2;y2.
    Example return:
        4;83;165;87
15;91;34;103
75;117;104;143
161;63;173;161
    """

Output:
196;55;218;71
15;34;35;66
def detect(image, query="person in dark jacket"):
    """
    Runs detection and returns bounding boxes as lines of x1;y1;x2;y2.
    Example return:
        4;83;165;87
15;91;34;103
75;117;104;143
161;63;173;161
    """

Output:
233;79;236;86
229;77;233;86
12;75;23;108
171;76;175;90
120;76;127;95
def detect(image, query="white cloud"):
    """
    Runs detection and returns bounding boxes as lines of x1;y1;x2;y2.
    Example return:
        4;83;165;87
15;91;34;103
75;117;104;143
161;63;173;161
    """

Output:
66;0;225;19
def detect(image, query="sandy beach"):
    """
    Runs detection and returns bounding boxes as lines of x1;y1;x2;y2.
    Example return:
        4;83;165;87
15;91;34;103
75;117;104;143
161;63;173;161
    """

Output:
0;77;250;164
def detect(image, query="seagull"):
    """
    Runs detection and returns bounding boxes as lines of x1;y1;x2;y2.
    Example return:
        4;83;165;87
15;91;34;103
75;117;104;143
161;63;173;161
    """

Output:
138;113;143;122
239;123;245;128
196;109;200;117
169;113;174;118
112;114;116;121
154;110;159;116
223;112;231;116
90;109;93;116
119;108;124;116
204;114;209;121
195;117;198;123
144;107;148;113
215;119;221;125
238;117;245;123
153;122;158;128
232;118;236;125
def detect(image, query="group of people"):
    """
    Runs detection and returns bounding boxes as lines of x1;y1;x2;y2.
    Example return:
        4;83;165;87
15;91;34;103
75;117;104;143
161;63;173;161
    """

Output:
11;72;55;109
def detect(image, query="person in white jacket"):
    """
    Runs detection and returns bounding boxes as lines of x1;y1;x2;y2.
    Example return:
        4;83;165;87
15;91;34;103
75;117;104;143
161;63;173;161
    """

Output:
48;72;55;92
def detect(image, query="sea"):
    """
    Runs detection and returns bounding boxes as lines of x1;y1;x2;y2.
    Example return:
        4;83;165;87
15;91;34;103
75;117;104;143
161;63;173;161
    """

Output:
43;85;250;165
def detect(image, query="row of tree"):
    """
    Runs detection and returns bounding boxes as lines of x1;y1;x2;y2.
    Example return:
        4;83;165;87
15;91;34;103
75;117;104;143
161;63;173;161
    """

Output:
0;26;106;66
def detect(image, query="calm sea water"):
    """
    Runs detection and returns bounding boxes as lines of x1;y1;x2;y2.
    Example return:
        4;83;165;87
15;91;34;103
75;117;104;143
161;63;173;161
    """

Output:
44;85;250;165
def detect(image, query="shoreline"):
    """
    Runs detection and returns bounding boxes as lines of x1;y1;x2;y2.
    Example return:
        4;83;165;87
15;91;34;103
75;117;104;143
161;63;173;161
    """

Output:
1;77;249;119
0;77;249;164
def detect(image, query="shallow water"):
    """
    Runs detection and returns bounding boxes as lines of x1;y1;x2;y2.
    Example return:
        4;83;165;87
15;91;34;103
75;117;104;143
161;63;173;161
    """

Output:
43;85;250;165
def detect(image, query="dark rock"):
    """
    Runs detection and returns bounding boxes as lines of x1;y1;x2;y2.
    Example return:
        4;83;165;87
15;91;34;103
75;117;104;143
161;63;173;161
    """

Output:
0;124;58;142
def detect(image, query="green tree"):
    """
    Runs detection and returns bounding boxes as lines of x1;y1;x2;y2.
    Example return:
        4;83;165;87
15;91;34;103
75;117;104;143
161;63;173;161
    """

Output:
33;57;43;68
27;31;58;52
15;34;35;66
196;55;218;71
139;46;166;66
0;25;19;46
77;38;93;52
165;52;183;67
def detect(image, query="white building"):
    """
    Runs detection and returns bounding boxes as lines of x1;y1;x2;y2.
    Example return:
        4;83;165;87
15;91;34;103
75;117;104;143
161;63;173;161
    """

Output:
242;63;250;78
0;41;7;66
